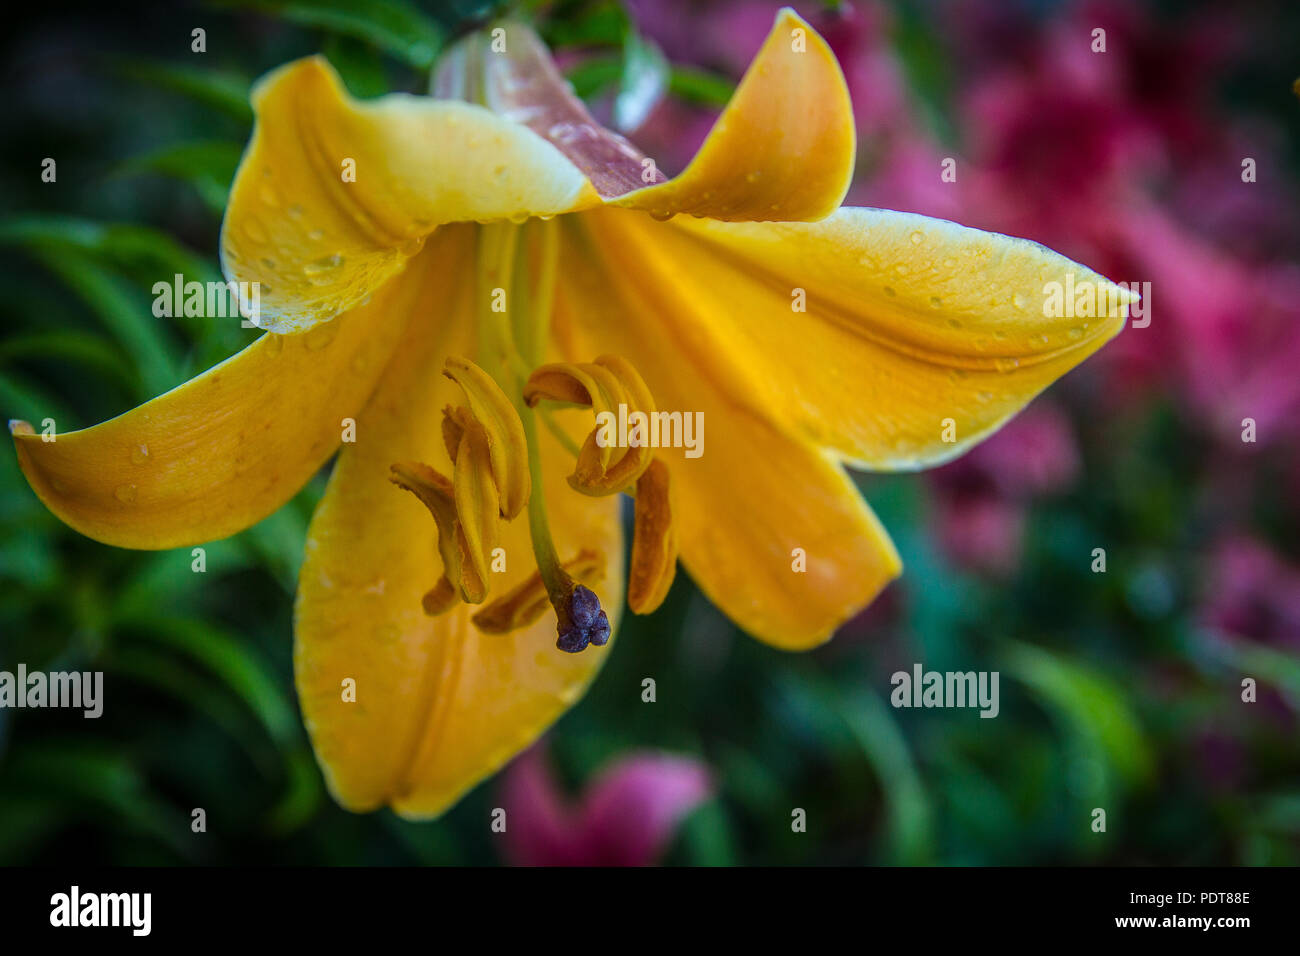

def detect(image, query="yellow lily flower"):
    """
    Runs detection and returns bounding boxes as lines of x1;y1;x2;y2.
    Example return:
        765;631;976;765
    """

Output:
8;9;1133;819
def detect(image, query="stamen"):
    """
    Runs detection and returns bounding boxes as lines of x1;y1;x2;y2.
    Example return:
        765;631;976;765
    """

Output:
556;584;610;653
389;355;530;613
627;458;677;614
472;548;604;634
523;355;658;495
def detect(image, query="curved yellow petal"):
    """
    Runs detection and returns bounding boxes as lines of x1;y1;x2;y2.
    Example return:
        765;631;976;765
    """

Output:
222;56;598;333
294;224;623;818
9;265;419;550
556;210;899;649
598;207;1135;471
456;10;852;221
614;7;855;221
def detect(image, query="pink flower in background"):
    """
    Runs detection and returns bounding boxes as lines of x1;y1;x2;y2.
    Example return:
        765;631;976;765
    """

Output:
1202;537;1300;652
929;403;1080;575
497;745;713;866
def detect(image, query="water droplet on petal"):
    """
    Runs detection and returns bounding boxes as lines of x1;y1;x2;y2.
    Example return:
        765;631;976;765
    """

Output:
304;322;340;351
304;253;343;276
307;228;325;242
910;231;924;245
244;220;269;243
287;203;304;220
946;317;961;328
130;444;149;464
930;296;943;308
114;484;138;503
883;286;897;297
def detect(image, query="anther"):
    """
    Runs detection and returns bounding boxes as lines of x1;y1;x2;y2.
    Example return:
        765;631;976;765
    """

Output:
556;584;610;653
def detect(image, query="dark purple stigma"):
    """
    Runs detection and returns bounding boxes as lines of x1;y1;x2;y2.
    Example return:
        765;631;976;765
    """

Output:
556;584;610;653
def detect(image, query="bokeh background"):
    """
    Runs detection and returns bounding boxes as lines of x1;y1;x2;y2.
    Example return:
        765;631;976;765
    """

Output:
1;0;1298;865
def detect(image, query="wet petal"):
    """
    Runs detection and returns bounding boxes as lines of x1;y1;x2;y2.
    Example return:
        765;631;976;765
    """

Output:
615;7;855;221
464;10;853;221
593;207;1134;471
294;224;624;818
10;264;418;550
556;211;900;648
222;56;598;333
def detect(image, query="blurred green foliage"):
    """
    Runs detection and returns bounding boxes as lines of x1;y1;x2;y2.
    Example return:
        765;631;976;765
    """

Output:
0;0;1296;866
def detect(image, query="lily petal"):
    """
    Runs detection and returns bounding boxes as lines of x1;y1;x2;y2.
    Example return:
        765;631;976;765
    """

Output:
222;56;598;333
615;7;855;221
10;273;415;550
597;207;1135;471
466;10;853;221
294;225;624;817
557;210;900;649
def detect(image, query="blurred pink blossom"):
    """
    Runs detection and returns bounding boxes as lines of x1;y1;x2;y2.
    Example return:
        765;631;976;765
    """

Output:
1202;537;1300;651
929;403;1080;575
497;744;713;866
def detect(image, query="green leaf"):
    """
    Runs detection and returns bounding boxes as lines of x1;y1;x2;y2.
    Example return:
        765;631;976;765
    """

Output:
30;249;181;398
114;141;244;215
218;0;444;70
564;54;622;99
1003;641;1153;795
114;615;298;749
114;60;253;123
836;685;935;865
614;32;668;131
667;65;734;107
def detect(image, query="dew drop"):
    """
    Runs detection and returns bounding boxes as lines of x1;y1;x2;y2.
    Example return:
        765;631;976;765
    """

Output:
1067;326;1084;340
946;317;962;328
260;257;277;270
304;253;343;275
130;444;149;465
308;228;325;242
259;183;281;208
976;391;993;403
1012;293;1027;309
883;286;897;297
304;322;340;351
244;220;269;243
930;296;943;308
994;356;1020;373
649;210;674;222
264;333;285;354
910;231;924;245
114;483;138;503
286;203;304;220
